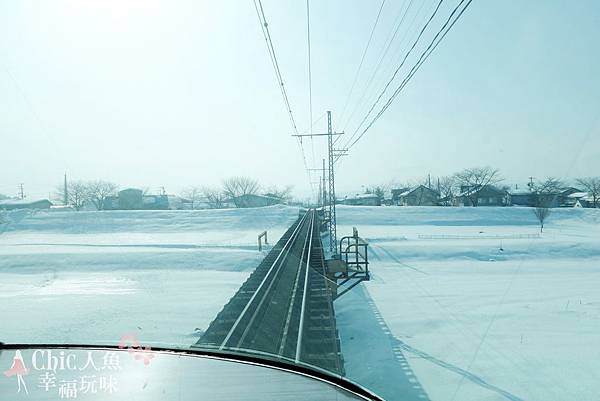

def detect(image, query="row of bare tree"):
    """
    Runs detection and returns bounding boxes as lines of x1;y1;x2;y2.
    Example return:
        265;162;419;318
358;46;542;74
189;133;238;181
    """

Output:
56;180;119;211
182;177;293;209
54;176;294;211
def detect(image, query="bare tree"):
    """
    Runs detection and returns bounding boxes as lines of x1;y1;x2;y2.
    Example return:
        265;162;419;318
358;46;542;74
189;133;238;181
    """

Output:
576;177;600;208
454;167;502;206
202;187;227;209
533;207;551;233
531;177;563;233
67;181;88;211
223;177;260;207
264;185;294;203
182;186;202;210
437;176;456;206
532;177;563;208
86;180;118;210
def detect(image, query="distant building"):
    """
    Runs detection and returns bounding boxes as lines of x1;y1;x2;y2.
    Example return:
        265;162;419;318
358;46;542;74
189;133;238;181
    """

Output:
166;195;184;210
142;194;169;210
396;185;439;206
102;196;119;210
391;188;410;205
0;199;53;210
455;185;509;206
568;192;595;208
102;189;176;210
341;194;381;206
233;194;282;208
558;187;583;207
509;187;583;208
118;188;144;210
509;189;536;207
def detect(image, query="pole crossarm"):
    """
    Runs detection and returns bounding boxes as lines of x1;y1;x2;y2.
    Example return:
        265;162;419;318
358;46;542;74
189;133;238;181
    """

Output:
292;132;343;138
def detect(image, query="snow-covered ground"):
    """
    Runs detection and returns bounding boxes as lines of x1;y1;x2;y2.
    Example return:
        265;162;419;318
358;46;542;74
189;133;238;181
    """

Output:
336;205;600;401
1;205;599;401
0;206;299;346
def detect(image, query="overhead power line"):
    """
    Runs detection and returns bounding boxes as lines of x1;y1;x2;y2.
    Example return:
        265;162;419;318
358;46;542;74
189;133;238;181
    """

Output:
340;0;416;134
253;0;300;135
346;0;474;152
338;0;387;125
343;0;446;149
252;0;316;200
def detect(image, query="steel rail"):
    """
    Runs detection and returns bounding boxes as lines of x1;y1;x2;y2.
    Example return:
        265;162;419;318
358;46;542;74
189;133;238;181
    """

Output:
219;211;310;350
278;210;313;355
295;209;315;362
234;221;302;348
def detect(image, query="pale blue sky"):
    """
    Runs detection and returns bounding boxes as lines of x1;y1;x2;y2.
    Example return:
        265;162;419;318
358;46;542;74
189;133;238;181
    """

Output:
1;0;599;200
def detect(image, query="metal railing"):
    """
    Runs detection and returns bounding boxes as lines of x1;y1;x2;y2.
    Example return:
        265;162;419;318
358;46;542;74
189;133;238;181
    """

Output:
334;227;370;300
258;231;268;251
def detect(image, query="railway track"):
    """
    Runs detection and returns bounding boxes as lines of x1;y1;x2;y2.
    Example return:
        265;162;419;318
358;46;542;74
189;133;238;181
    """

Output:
195;209;343;374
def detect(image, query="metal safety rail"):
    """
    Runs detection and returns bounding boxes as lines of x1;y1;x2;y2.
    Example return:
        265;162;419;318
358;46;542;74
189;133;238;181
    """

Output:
195;210;343;374
332;227;370;300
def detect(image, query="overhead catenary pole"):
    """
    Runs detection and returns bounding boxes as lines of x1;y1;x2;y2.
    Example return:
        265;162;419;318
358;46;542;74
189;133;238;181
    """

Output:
292;110;344;254
327;112;337;252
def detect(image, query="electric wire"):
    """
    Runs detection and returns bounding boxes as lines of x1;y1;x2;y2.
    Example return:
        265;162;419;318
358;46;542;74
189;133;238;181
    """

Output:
347;0;473;152
342;0;446;150
253;0;300;136
338;0;387;126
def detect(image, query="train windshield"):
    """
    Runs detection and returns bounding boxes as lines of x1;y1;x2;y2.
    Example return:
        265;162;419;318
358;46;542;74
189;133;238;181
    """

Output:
1;1;599;401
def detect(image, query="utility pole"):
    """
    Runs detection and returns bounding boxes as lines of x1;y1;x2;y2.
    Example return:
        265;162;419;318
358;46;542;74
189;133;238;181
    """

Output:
292;110;345;253
18;183;24;199
307;159;328;209
63;173;68;205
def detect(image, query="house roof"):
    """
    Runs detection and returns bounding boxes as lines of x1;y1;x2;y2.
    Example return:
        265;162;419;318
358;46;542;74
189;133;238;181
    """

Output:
345;193;380;200
458;185;506;197
399;185;439;197
0;198;52;206
509;189;534;196
568;192;592;199
235;194;282;201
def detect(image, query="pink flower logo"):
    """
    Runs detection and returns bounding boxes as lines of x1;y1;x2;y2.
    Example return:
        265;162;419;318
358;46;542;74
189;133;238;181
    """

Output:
119;334;155;366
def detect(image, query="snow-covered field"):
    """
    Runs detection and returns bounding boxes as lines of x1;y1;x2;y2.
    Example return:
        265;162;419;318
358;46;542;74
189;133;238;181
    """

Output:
0;206;299;346
336;206;600;401
1;205;599;401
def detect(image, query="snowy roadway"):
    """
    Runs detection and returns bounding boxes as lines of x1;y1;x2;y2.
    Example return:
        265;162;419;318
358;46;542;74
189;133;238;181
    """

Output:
1;205;600;401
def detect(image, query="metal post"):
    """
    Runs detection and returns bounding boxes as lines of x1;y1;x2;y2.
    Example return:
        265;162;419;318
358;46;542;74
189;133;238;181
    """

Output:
63;173;68;205
322;158;326;209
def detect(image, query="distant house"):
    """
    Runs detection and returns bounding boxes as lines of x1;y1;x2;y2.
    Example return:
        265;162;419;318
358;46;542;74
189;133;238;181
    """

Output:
341;193;381;206
142;194;169;210
568;192;595;208
391;188;410;205
509;189;536;207
102;189;176;210
558;187;583;207
397;185;439;206
118;188;144;210
102;196;119;210
0;198;53;211
455;185;509;206
234;194;282;208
